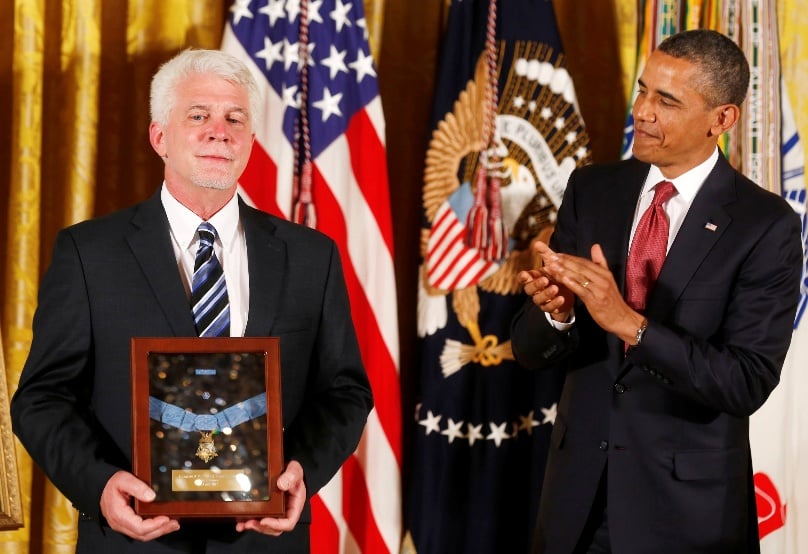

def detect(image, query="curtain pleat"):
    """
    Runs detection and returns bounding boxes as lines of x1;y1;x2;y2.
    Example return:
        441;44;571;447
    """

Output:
363;0;385;59
780;0;808;143
59;0;101;225
2;1;45;551
41;0;101;548
615;0;639;117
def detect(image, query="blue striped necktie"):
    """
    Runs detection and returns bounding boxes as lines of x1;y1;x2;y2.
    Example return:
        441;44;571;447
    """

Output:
191;222;230;337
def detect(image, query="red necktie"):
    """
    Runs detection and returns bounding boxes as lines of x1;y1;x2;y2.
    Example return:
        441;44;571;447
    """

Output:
625;181;677;312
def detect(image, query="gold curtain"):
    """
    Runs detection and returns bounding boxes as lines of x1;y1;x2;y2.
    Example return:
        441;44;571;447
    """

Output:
1;1;225;551
780;0;808;137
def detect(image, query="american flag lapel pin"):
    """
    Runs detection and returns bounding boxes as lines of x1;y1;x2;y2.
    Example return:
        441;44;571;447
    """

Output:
704;222;718;232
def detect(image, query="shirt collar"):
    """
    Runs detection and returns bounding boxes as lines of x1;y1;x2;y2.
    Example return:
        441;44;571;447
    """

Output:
160;183;241;252
644;147;720;203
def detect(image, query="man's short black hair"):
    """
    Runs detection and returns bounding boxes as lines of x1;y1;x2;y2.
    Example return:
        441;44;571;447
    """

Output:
657;29;750;108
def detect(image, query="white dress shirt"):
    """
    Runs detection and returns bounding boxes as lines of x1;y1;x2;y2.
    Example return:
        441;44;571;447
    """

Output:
161;184;249;337
629;147;719;253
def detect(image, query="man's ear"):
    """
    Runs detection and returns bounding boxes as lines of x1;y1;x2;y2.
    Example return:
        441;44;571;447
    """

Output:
708;104;741;137
149;121;167;158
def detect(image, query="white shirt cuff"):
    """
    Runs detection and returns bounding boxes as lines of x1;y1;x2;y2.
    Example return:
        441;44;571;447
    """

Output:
544;309;575;331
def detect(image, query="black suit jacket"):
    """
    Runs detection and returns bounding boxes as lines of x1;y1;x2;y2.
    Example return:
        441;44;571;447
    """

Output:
11;191;373;552
511;155;802;554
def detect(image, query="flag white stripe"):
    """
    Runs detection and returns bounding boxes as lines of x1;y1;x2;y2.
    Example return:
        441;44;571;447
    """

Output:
317;137;400;362
429;232;495;290
365;96;387;147
314;468;360;551
355;410;402;553
426;203;497;289
427;215;464;267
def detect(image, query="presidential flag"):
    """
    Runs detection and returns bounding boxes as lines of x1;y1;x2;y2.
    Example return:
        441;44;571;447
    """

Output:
405;1;591;552
221;1;401;552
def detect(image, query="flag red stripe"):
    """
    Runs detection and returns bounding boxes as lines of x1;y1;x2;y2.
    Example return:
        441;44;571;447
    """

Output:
313;164;403;463
446;253;490;291
342;455;388;553
430;239;472;286
449;257;494;290
467;261;496;287
426;209;458;263
310;495;340;552
238;141;282;216
426;207;495;289
427;226;464;280
345;108;394;254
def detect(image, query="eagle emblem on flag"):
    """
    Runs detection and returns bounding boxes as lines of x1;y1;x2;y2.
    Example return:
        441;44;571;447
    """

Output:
419;41;592;376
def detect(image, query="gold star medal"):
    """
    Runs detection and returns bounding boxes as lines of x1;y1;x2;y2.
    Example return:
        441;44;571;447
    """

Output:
195;431;218;463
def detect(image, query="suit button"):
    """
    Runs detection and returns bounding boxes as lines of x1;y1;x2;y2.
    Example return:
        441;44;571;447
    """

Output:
614;383;626;394
599;440;609;451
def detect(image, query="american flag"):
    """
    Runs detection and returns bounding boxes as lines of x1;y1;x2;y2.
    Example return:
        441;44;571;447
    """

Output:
221;1;401;552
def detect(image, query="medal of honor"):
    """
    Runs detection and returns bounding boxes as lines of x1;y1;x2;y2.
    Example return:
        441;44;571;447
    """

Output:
196;431;218;462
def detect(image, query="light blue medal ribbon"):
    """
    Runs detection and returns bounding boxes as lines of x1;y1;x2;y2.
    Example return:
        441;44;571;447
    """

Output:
149;393;266;431
148;393;266;462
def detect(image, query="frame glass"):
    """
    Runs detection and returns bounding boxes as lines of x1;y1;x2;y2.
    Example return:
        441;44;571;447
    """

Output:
130;337;284;519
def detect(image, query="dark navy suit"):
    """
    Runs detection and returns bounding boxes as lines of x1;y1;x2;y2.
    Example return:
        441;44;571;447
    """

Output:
511;154;802;553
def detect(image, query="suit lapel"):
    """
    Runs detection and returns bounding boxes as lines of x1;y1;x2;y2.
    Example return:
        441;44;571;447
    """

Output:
127;192;198;336
646;154;737;318
240;200;286;337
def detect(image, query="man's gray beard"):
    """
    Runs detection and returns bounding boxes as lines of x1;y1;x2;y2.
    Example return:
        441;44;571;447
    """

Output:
191;172;234;190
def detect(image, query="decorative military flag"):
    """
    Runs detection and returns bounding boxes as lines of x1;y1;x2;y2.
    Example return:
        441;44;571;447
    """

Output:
705;4;808;550
621;0;688;159
750;80;808;554
221;1;401;552
748;27;808;554
405;1;591;552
